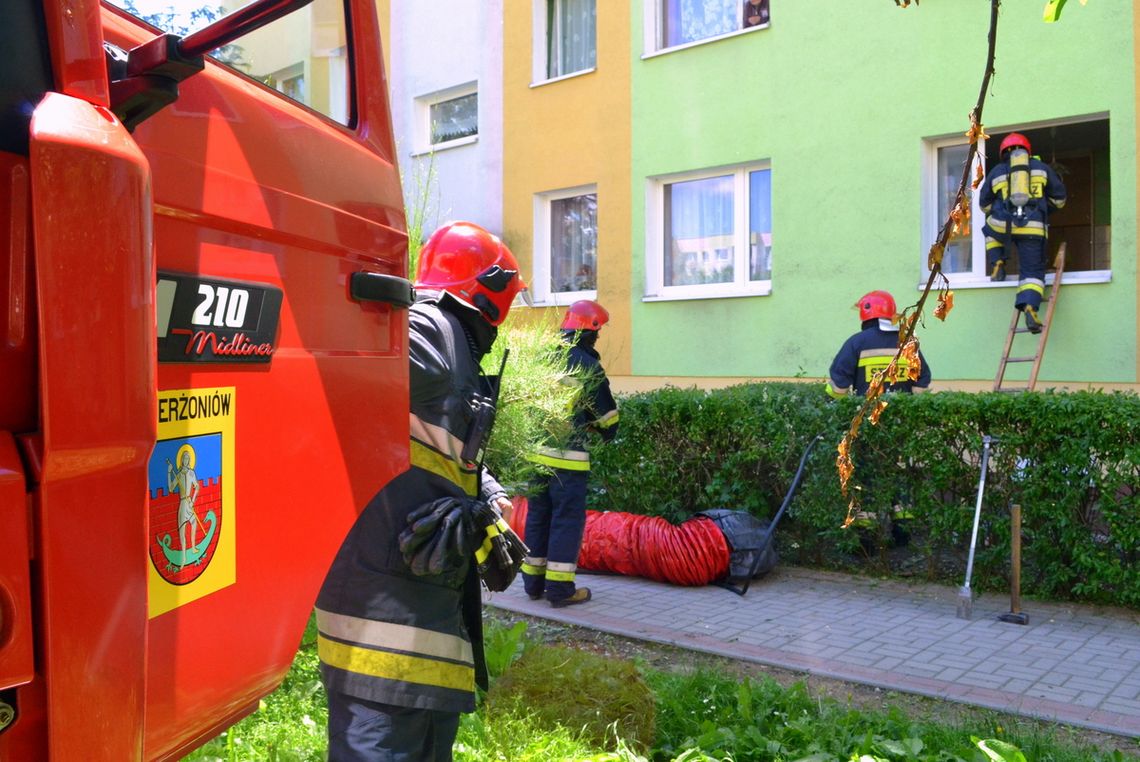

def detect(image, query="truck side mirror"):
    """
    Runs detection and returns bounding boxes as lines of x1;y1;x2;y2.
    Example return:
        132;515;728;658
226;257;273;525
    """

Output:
108;0;314;130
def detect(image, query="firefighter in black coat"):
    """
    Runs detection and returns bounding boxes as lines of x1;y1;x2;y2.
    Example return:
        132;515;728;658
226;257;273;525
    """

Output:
522;300;619;607
826;290;931;398
316;222;528;761
978;132;1067;334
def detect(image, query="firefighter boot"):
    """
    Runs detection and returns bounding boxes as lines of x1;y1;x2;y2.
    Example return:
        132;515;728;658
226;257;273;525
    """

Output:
1024;306;1043;334
989;259;1006;282
549;587;592;608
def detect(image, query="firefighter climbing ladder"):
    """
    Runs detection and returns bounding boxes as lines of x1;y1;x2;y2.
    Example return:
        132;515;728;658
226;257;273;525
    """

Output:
993;243;1066;393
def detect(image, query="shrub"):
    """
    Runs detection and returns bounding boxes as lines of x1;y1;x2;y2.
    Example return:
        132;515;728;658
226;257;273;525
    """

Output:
589;383;1140;608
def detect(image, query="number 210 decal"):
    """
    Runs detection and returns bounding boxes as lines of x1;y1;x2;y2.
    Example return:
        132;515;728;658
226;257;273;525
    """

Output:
156;272;283;364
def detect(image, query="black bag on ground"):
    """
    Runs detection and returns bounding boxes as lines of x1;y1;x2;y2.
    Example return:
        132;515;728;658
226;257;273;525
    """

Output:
698;508;778;581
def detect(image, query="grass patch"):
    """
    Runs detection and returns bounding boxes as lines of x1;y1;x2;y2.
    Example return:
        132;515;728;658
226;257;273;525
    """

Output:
183;614;1134;761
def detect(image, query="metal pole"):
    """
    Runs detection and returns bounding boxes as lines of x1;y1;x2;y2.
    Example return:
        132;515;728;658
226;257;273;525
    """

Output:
957;435;993;619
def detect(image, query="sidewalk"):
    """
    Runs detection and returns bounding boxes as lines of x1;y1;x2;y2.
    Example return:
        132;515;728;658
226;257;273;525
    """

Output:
485;566;1140;740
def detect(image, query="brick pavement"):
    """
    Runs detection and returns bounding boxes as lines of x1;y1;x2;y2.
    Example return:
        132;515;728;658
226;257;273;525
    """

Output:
485;566;1140;740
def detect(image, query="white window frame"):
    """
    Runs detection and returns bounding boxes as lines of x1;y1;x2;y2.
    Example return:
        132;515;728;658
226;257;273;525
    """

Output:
641;0;769;59
532;184;599;306
921;115;1112;290
645;163;772;302
413;82;478;155
532;0;597;86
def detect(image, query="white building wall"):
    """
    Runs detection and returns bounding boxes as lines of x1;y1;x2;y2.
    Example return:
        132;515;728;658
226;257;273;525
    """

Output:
387;0;504;242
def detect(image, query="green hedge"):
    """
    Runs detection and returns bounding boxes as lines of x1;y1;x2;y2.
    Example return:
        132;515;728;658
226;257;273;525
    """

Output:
588;383;1140;609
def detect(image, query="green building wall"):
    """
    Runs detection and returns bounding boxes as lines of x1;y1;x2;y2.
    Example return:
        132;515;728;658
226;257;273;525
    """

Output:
629;0;1136;388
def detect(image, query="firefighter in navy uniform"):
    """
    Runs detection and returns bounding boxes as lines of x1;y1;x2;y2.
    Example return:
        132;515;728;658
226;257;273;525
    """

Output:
979;132;1067;334
521;300;619;607
316;222;528;761
826;290;932;398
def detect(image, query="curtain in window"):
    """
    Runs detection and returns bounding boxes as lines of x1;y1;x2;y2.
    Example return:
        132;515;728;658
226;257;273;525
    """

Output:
548;0;596;79
664;175;734;286
748;169;772;281
662;0;737;48
551;194;598;293
937;144;973;273
430;93;478;144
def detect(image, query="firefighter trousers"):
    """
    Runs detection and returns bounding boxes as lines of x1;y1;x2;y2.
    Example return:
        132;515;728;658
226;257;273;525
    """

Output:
985;228;1047;313
326;691;460;761
522;467;589;602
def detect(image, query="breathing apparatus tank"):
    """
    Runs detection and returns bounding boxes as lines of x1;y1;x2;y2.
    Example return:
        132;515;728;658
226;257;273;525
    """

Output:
1008;147;1031;219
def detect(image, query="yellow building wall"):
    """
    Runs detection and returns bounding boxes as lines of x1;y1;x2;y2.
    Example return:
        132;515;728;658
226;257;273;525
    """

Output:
502;4;633;375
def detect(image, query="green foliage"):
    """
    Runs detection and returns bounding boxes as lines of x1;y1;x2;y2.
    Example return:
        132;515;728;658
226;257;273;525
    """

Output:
486;644;657;754
185;617;1126;761
590;383;1140;608
647;668;1114;762
481;315;577;492
403;152;438;277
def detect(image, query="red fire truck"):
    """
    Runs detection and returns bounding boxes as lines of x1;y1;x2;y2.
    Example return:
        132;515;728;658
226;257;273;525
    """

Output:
0;0;411;757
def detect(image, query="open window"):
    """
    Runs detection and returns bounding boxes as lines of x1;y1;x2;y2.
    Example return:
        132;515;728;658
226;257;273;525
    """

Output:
924;115;1110;285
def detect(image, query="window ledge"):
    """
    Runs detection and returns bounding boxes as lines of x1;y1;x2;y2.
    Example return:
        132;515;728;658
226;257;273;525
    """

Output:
924;270;1112;290
411;135;477;157
643;285;771;303
531;290;599;308
641;23;769;61
530;68;596;88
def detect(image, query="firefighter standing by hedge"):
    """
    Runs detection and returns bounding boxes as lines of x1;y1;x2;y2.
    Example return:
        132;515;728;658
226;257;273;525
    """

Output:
522;300;619;608
826;290;932;398
979;132;1067;334
316;222;528;760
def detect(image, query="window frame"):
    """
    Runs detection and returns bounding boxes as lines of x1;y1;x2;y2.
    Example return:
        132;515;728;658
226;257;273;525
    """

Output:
413;82;478;155
641;0;769;59
102;0;356;128
532;184;599;306
532;0;597;86
921;114;1112;290
645;162;772;302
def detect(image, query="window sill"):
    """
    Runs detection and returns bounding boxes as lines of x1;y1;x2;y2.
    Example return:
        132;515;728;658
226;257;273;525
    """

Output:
530;68;596;88
924;270;1112;290
641;23;769;60
410;135;478;157
531;290;599;308
643;284;771;302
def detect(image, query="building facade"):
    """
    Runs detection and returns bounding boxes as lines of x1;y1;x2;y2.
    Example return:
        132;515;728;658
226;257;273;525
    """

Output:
385;0;1137;393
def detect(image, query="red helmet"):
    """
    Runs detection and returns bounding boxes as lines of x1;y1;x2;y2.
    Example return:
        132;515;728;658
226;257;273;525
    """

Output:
561;300;609;331
415;222;528;326
856;290;896;322
999;132;1031;156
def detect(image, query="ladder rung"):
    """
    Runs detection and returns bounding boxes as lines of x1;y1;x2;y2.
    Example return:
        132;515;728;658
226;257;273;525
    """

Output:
1006;356;1038;363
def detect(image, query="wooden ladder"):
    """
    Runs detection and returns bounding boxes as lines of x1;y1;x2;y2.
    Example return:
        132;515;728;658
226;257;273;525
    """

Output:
993;243;1066;393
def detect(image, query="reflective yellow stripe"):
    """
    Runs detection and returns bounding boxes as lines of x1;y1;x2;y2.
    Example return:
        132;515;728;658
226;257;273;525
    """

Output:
318;635;474;692
858;357;910;383
530;453;590;471
475;536;492;564
1018;282;1045;296
521;562;545;576
546;568;575;582
595;410;619;428
825;381;847;399
410;440;478;495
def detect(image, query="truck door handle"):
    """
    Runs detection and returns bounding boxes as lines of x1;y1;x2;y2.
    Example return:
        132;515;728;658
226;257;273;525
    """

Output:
350;272;414;308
